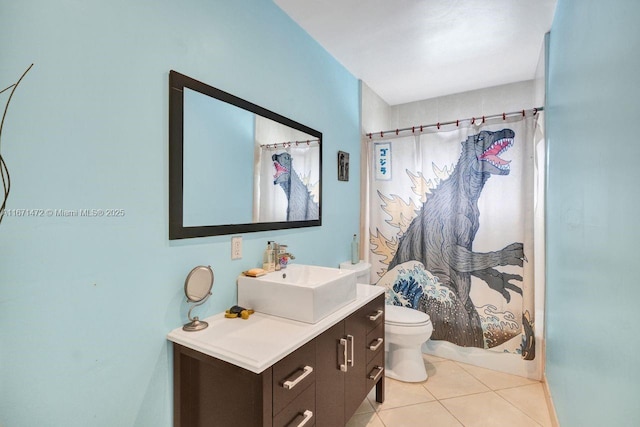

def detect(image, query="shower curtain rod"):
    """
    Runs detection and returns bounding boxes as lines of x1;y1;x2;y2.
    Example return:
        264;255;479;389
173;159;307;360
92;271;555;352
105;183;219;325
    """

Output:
366;106;544;140
259;138;320;149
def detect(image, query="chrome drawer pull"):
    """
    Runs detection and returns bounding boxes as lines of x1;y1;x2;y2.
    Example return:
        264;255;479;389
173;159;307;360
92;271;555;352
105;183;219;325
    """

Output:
369;309;383;321
283;366;313;390
369;337;384;351
347;334;355;367
339;338;348;372
368;366;384;382
289;409;313;427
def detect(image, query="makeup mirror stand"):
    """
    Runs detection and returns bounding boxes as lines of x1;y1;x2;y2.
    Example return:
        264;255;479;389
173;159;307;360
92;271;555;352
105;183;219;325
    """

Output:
182;265;214;332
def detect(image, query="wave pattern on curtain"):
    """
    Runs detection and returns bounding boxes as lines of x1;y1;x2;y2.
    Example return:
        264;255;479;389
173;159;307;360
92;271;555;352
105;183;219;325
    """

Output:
367;114;539;359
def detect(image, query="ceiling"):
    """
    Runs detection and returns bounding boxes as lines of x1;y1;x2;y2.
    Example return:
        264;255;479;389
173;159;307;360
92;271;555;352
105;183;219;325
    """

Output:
274;0;557;106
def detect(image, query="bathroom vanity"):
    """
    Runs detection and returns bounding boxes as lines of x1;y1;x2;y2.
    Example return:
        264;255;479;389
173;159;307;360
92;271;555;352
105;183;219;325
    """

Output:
168;284;385;427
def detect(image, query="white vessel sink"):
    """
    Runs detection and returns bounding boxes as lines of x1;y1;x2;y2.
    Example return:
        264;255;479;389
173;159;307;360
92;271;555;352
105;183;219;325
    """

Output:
237;264;357;324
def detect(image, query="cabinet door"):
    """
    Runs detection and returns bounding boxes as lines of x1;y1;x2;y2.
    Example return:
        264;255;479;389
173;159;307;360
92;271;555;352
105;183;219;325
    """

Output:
344;304;369;420
314;322;345;427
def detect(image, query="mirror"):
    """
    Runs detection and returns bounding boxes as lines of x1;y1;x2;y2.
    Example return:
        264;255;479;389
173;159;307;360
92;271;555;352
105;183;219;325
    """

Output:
182;265;214;331
169;71;322;239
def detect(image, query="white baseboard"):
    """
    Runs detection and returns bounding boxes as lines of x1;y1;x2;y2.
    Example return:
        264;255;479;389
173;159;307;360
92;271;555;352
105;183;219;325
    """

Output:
542;374;560;427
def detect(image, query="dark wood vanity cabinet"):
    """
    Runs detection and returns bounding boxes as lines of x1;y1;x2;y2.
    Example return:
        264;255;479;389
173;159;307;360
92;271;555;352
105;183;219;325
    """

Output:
315;295;385;427
172;294;384;427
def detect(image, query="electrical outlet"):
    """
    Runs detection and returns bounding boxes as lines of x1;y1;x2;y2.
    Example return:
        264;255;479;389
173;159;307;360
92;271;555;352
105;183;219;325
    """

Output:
231;236;242;260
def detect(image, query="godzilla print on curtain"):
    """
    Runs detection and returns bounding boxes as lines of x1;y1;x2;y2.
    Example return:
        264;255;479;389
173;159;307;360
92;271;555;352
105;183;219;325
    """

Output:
368;114;538;359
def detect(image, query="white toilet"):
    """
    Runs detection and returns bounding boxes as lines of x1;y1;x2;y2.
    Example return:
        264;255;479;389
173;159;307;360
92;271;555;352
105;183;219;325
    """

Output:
339;261;433;382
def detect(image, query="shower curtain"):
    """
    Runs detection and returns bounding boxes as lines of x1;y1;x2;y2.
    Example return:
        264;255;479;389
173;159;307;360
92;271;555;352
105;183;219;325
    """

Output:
366;114;540;359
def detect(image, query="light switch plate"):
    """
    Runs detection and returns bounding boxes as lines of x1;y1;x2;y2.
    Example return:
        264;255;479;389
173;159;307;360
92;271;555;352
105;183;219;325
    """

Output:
231;236;242;260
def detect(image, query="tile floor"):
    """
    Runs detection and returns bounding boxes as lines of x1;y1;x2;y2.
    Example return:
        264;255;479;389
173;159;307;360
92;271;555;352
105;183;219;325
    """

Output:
347;354;554;427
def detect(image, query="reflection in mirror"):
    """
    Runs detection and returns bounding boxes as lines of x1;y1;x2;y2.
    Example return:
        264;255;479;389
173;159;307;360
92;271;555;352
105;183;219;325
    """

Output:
182;265;214;332
253;116;320;222
169;70;322;239
183;88;254;226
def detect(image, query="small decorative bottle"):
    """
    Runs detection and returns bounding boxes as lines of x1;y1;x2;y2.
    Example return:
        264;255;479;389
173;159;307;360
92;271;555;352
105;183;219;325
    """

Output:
351;234;359;264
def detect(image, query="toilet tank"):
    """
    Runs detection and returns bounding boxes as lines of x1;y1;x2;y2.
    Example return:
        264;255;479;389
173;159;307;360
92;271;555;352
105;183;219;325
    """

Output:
339;261;372;284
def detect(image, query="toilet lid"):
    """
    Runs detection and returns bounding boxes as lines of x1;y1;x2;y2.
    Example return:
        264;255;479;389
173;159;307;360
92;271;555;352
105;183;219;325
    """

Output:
385;305;431;326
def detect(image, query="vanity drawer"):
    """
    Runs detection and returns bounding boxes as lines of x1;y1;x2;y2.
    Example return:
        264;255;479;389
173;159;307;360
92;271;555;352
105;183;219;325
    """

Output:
366;322;384;364
273;339;316;416
364;296;385;332
365;350;385;392
273;383;315;427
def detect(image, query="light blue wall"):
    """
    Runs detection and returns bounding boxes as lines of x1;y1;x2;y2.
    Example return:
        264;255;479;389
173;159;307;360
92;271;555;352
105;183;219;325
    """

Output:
0;1;360;426
546;1;640;425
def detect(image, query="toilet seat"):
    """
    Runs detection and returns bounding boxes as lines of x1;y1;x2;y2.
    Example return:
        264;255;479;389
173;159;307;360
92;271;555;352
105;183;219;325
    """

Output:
385;305;431;327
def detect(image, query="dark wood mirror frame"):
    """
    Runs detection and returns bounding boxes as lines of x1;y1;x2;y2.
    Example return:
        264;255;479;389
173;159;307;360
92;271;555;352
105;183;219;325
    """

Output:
169;70;322;239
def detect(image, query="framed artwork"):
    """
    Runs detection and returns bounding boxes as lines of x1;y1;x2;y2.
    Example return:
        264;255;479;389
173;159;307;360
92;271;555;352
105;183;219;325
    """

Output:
338;151;349;181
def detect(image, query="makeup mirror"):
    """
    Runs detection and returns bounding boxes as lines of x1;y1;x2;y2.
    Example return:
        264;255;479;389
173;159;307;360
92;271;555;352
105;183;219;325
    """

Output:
182;265;214;332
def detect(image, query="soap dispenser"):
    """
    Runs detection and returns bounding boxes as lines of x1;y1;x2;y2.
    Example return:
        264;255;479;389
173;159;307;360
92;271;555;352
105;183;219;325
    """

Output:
263;242;275;272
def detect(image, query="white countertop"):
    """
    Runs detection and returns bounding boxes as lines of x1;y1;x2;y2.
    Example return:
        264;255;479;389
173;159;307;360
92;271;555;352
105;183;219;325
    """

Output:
167;284;384;374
